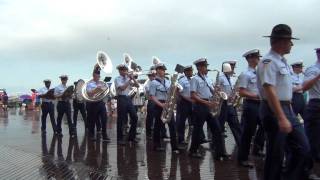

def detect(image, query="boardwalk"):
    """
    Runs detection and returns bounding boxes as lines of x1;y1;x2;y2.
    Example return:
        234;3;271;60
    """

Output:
0;108;314;180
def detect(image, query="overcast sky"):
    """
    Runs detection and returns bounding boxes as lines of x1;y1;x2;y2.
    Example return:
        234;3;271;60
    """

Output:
0;0;319;94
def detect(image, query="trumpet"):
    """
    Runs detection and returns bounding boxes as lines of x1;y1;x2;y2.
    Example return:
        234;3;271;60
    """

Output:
81;51;113;102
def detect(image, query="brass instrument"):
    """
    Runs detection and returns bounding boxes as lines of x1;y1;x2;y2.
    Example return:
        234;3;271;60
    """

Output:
81;51;112;102
228;77;242;108
128;86;138;98
82;80;109;102
209;69;228;117
126;72;140;98
61;86;75;99
160;64;184;123
74;80;85;102
41;89;55;99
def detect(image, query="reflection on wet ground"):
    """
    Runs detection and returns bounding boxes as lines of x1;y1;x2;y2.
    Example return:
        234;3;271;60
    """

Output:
0;109;318;179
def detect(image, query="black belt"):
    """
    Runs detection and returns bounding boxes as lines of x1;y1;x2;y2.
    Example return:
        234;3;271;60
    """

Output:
244;99;261;104
117;95;129;98
42;102;53;104
309;99;320;103
194;98;209;106
73;99;84;103
263;100;291;105
293;92;303;95
86;100;103;104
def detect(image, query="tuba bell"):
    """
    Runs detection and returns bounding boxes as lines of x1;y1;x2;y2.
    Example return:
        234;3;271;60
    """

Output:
81;51;113;102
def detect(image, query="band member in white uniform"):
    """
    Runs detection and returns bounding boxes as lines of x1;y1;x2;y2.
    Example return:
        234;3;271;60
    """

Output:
54;75;75;137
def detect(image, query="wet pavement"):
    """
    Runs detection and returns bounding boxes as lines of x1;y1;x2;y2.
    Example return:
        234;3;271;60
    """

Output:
0;108;318;180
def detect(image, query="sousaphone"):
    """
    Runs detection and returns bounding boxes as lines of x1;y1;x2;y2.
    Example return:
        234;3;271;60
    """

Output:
81;51;113;102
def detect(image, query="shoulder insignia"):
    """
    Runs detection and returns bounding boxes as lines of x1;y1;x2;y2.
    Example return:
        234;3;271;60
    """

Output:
262;59;271;64
178;75;185;80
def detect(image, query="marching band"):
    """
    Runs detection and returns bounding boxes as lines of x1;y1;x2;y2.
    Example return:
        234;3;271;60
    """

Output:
36;24;320;180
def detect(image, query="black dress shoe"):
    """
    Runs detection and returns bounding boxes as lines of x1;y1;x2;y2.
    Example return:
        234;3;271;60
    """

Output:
56;132;63;137
146;133;152;138
308;174;320;180
253;149;265;157
200;139;211;144
161;135;169;139
172;149;180;155
314;157;320;163
128;138;139;143
238;161;254;168
153;146;165;152
215;154;231;161
179;141;188;145
189;152;203;158
117;140;126;145
102;136;111;142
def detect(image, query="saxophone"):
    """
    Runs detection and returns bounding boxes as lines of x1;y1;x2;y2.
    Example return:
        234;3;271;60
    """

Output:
160;72;183;123
228;77;242;108
210;70;228;117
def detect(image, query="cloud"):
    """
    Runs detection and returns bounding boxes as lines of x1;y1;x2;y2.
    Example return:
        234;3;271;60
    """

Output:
0;0;320;92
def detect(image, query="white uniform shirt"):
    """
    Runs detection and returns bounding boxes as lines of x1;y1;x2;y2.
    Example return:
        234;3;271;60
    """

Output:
38;87;53;103
304;62;320;99
218;73;233;96
144;79;152;96
291;72;304;93
257;50;293;101
86;80;104;92
178;75;192;98
149;76;171;101
238;67;259;96
54;84;68;98
190;73;214;99
114;75;132;96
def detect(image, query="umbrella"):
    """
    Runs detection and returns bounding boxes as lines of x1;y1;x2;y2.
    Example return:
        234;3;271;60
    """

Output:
30;89;37;93
19;94;32;100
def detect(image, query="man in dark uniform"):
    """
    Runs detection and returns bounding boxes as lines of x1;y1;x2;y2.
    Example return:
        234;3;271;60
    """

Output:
85;66;110;142
149;63;180;153
218;62;242;147
73;79;87;131
257;24;317;180
54;75;75;137
303;48;320;162
188;58;225;159
144;69;156;138
114;64;139;145
237;49;265;168
290;61;305;117
38;79;57;134
176;65;194;144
